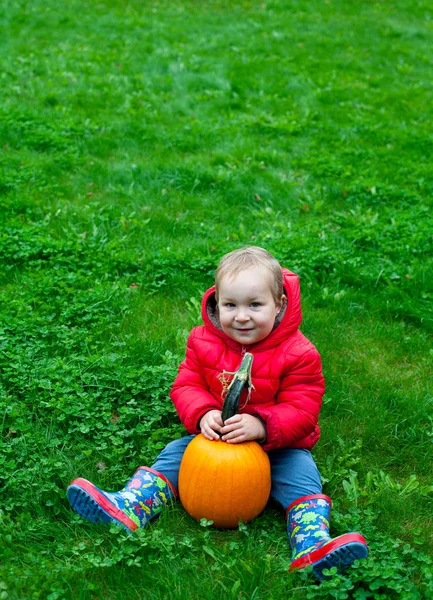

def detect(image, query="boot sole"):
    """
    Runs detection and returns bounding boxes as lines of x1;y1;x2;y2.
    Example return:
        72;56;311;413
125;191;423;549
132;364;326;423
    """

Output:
67;478;138;531
312;540;368;579
291;533;368;579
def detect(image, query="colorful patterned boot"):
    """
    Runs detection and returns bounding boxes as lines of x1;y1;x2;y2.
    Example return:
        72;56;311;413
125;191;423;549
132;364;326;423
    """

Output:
287;494;368;580
67;467;177;531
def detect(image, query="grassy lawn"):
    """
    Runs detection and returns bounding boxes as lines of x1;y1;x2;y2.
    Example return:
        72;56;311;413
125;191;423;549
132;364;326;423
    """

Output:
1;0;432;598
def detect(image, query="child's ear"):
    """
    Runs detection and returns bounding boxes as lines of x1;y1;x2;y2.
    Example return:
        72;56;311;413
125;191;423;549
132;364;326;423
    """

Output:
276;294;287;313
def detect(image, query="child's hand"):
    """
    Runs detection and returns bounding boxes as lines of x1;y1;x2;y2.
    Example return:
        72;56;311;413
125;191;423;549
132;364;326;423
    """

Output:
200;410;224;440
220;414;266;444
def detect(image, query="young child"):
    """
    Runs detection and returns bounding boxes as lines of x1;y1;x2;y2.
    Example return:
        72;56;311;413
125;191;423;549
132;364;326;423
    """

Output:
67;246;368;579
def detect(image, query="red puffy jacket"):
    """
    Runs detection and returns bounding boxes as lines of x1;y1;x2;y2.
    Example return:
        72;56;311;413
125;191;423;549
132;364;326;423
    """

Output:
170;268;325;452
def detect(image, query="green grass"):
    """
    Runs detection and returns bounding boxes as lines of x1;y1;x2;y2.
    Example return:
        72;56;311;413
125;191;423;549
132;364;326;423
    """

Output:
1;0;433;598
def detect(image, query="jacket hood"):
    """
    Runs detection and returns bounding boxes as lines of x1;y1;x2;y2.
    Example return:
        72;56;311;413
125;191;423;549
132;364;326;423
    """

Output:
201;268;303;351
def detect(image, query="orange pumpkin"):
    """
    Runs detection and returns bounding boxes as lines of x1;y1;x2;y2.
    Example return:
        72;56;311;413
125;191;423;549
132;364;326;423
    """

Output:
178;433;271;528
178;353;271;528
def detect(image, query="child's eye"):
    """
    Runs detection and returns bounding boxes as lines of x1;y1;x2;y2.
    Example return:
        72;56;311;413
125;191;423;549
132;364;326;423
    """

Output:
225;302;236;308
250;302;261;308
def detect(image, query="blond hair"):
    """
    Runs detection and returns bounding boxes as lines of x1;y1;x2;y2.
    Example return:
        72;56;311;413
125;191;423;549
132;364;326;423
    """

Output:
215;246;283;304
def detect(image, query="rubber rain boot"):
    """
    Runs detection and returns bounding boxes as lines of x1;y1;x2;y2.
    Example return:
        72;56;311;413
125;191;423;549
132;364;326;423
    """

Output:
67;467;177;531
287;494;368;579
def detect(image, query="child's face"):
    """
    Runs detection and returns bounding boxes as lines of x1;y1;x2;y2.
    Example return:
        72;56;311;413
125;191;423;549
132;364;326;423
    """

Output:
217;266;284;345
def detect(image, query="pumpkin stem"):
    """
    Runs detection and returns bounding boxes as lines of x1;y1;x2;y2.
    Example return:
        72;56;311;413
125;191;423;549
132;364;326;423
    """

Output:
221;353;254;424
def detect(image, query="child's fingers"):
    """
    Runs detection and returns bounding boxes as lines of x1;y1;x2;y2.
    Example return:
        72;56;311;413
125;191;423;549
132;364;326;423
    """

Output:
209;416;223;433
222;414;242;426
221;414;265;443
221;428;247;443
221;418;242;438
221;421;245;442
201;423;221;440
220;414;244;435
200;410;223;436
213;413;224;427
200;411;223;440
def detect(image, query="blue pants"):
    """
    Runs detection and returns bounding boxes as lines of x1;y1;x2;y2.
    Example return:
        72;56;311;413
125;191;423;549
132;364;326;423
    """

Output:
152;435;322;511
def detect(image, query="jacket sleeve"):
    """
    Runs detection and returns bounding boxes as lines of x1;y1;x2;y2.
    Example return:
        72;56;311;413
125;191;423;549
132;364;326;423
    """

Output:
251;347;325;451
170;329;222;434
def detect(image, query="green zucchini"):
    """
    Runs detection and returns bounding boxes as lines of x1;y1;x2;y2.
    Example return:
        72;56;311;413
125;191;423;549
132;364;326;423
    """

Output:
221;352;254;424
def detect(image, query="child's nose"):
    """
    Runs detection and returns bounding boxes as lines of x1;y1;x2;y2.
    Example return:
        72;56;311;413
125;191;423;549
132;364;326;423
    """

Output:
235;309;250;322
